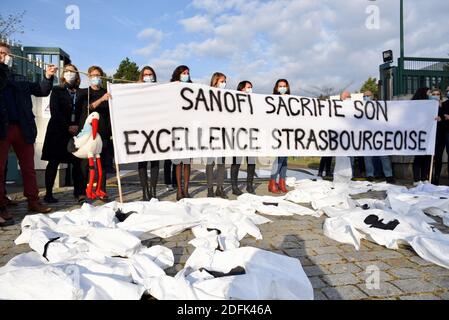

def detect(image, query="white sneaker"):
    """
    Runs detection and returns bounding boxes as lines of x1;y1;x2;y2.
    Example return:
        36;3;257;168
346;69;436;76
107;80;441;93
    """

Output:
166;185;175;192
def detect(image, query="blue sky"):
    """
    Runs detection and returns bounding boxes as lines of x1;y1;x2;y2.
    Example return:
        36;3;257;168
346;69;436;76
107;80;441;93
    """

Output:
4;0;449;94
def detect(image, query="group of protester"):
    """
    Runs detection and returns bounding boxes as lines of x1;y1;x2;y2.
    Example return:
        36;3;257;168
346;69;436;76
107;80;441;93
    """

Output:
1;40;449;227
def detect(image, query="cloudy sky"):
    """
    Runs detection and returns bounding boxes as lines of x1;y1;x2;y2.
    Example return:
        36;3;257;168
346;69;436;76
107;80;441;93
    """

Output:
4;0;449;95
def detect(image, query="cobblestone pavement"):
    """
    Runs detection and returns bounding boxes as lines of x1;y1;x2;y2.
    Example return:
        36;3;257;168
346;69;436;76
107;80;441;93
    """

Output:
1;169;448;300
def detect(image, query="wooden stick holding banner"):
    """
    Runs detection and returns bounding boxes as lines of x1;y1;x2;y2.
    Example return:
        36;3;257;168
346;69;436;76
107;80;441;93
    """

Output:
107;82;124;204
429;155;435;183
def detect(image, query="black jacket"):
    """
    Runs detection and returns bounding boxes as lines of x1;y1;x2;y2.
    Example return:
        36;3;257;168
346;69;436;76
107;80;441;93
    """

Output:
0;63;8;91
78;87;112;140
0;70;54;144
42;85;83;162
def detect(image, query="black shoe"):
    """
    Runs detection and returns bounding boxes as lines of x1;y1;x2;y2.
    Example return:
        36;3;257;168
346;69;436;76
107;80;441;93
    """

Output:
215;187;228;199
366;176;374;182
386;177;396;184
246;184;256;195
0;218;14;227
232;186;243;196
176;190;184;201
207;188;215;198
44;195;59;204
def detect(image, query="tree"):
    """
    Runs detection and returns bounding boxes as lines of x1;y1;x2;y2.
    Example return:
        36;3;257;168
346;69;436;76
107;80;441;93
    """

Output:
113;57;140;83
360;77;379;98
0;11;26;39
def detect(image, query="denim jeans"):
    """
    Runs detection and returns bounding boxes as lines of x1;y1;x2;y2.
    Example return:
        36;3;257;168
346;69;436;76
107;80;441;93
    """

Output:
364;156;393;178
271;157;288;180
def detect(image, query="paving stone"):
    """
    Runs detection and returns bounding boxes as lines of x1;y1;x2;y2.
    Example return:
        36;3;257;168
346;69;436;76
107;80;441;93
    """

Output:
357;282;403;297
372;250;404;260
427;276;449;289
313;246;342;255
309;253;344;265
409;255;434;266
322;273;361;287
384;258;416;268
309;276;327;289
313;290;328;300
419;266;449;276
399;294;441;300
303;265;327;277
327;263;362;275
340;251;378;263
387;268;424;279
322;285;368;300
356;270;393;283
392;279;438;294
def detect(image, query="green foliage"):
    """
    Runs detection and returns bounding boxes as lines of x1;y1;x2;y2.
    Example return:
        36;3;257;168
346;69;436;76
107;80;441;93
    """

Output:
113;57;140;83
360;77;379;98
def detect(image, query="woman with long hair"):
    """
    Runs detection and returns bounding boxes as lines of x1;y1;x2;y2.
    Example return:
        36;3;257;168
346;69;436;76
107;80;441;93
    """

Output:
269;79;291;194
206;72;228;198
430;88;449;185
137;66;160;200
230;81;257;195
171;65;192;200
42;64;85;203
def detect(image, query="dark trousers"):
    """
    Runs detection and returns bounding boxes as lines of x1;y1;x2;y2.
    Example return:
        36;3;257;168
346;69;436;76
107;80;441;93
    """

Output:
433;130;449;185
45;158;84;198
164;160;176;187
319;157;333;176
413;155;432;182
206;157;226;189
0;124;39;207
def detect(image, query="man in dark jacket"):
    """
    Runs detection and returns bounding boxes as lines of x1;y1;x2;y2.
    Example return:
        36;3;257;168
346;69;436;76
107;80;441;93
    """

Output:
0;42;57;224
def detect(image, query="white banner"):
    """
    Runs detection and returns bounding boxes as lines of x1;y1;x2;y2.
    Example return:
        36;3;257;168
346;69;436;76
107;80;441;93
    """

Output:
108;82;438;165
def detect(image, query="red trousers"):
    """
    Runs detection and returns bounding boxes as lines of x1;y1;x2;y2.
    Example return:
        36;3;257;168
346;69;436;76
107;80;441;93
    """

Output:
0;124;39;207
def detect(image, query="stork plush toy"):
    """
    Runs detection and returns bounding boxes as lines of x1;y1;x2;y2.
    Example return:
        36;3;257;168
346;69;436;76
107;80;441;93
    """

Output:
69;112;108;200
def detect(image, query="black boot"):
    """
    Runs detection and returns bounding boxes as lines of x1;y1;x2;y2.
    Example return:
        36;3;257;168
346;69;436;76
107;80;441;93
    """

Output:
207;187;215;198
215;186;228;199
138;165;151;201
246;164;256;194
231;164;243;196
150;162;159;200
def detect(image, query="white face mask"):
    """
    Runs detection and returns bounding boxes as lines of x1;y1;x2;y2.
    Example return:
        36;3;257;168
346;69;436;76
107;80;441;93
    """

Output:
218;82;227;89
143;75;155;83
245;88;253;94
64;71;77;83
4;55;13;68
278;87;288;95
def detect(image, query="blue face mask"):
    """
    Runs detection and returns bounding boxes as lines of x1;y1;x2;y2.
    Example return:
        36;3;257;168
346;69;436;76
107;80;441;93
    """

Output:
363;96;372;102
278;87;288;95
180;74;190;82
90;77;102;86
429;95;440;101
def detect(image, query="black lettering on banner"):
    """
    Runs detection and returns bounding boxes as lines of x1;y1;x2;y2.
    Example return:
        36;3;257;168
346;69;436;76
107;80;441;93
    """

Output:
236;128;248;150
384;131;394;150
172;127;184;152
373;131;383;150
306;130;319;150
317;100;327;117
333;100;345;117
394;131;403;150
295;129;306;149
272;129;282;149
339;131;350;150
288;97;301;116
329;130;339;150
351;131;362;150
224;92;237;113
247;94;254;115
278;97;290;116
197;128;208;150
123;131;140;155
194;88;209;112
403;130;408;150
409;131;417;150
300;98;313;116
209;90;223;112
363;131;373;150
418;131;427;151
223;127;236;150
180;87;194;110
378;101;388;122
282;129;294;149
266;96;276;114
365;101;376;120
318;130;329;150
141;130;156;154
236;94;247;114
354;101;364;119
157;129;171;153
209;127;221;150
249;128;261;150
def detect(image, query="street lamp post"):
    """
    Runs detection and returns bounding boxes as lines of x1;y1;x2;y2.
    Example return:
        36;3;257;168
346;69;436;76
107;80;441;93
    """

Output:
398;0;405;95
